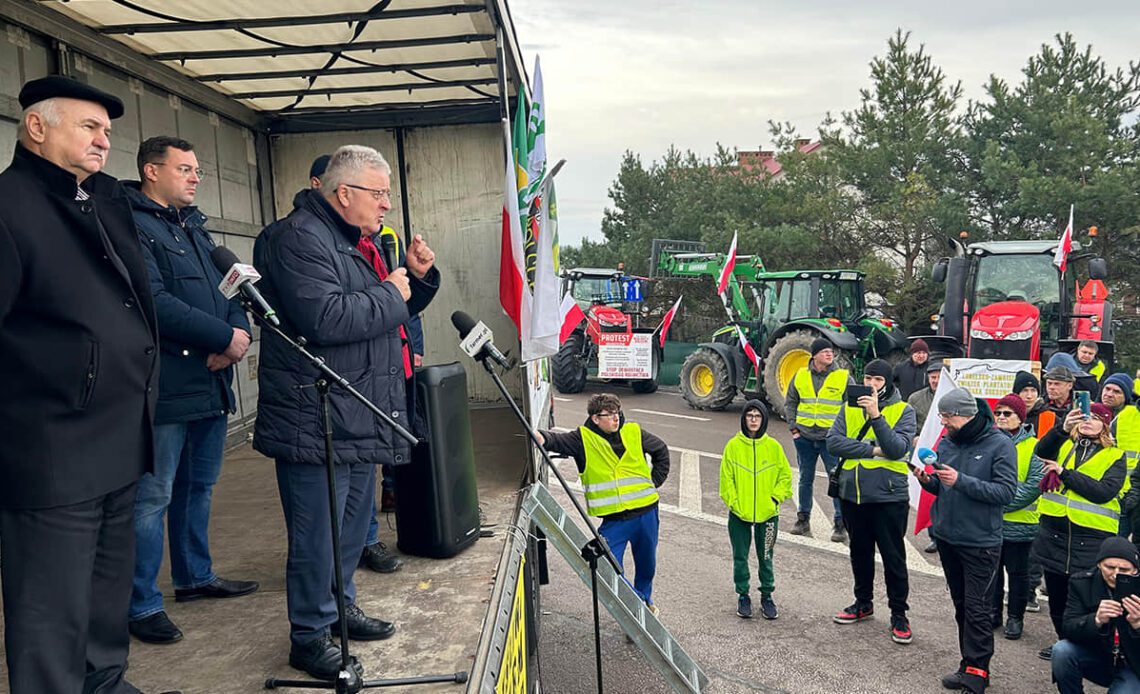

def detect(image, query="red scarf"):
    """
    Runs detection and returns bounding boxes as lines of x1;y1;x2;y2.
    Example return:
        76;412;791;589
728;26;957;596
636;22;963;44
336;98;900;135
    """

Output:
357;235;412;379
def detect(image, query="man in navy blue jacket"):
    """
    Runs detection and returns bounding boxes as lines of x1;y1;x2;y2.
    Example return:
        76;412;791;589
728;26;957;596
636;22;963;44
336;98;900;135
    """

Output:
126;136;259;645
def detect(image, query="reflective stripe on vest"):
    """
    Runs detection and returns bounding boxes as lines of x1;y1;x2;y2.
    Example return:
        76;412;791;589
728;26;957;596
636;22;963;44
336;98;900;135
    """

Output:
1004;436;1041;525
579;423;659;517
1116;407;1140;496
794;367;848;428
842;400;909;504
1037;442;1123;533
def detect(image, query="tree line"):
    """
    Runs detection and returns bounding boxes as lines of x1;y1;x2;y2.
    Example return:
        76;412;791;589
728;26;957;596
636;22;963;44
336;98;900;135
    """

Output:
563;31;1140;369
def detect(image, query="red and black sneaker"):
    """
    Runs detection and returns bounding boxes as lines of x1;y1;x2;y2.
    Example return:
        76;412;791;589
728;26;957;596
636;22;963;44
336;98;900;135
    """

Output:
833;602;873;624
890;614;913;644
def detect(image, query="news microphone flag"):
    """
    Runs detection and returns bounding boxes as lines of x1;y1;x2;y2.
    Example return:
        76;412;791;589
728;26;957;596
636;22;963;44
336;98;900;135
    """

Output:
658;295;682;348
909;366;957;533
1053;204;1074;273
716;231;737;297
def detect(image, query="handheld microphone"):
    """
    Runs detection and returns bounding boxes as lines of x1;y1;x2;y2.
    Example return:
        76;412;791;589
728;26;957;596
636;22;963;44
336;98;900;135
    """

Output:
210;246;280;327
379;233;399;275
451;311;514;370
917;446;945;470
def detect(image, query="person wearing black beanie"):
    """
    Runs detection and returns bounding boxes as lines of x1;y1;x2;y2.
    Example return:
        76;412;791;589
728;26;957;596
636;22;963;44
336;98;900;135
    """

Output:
1014;371;1047;436
826;358;918;647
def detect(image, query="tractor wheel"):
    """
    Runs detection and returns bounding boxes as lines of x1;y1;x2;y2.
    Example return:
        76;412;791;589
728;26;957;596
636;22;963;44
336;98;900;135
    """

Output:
630;347;659;394
679;347;736;410
552;332;588;394
764;331;858;418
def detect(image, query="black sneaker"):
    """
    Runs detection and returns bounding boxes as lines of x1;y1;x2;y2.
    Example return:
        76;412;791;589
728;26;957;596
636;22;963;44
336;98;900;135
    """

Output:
736;594;752;619
1026;592;1041;612
890;614;913;644
789;512;811;536
759;595;778;620
834;602;873;624
941;669;965;690
1038;645;1052;660
359;542;403;573
830;519;847;543
129;611;183;644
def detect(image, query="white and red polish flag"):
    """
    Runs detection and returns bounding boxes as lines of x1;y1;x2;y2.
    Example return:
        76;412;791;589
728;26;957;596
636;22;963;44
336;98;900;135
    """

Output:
657;295;682;348
716;231;738;297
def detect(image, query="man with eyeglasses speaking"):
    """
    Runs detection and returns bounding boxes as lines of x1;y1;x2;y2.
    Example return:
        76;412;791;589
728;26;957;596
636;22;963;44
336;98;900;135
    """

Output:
914;388;1017;693
253;145;440;680
535;393;671;612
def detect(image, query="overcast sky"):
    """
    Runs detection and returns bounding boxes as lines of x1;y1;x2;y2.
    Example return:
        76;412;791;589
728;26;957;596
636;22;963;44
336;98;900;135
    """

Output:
509;0;1140;249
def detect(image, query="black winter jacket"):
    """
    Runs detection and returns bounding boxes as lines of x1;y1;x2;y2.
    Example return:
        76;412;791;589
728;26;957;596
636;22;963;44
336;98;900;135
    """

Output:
920;401;1018;548
252;189;439;465
892;358;928;401
126;183;249;424
1032;425;1126;575
0;144;158;508
1062;569;1140;678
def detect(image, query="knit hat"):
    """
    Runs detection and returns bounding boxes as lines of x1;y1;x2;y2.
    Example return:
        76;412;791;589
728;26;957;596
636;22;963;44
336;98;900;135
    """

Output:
994;394;1027;423
1096;536;1139;568
1090;402;1113;428
1104;373;1135;404
909;338;930;354
863;358;892;380
309;154;331;179
938;387;979;417
1013;371;1040;395
810;337;832;356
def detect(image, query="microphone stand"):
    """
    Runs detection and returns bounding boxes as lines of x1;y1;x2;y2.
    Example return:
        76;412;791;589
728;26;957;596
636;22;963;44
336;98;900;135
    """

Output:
241;304;466;693
472;354;623;694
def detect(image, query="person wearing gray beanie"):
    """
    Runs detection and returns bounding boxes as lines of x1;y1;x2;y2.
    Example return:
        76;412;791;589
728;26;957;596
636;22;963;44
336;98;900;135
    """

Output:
1050;536;1140;692
916;386;1017;693
826;357;917;646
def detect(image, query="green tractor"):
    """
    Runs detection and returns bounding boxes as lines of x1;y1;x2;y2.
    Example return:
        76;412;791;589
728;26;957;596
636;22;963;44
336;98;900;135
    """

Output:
655;241;909;416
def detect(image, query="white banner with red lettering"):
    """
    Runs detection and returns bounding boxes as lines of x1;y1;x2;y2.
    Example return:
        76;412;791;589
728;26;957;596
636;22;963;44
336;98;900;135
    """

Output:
597;333;654;379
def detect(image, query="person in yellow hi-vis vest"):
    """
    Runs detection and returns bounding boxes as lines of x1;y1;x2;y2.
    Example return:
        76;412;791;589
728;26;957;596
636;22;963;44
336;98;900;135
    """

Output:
785;337;853;542
826;359;916;644
1031;403;1126;662
1075;340;1107;384
989;394;1043;642
719;400;792;621
536;393;670;609
1103;372;1138;540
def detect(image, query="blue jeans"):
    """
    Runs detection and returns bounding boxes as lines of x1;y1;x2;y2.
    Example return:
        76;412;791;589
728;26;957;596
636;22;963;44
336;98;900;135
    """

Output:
793;436;842;519
599;506;659;604
365;464;396;546
277;461;375;646
131;416;227;620
1052;639;1140;693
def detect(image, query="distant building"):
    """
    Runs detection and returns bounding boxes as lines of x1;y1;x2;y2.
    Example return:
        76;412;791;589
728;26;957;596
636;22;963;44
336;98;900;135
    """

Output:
737;139;823;179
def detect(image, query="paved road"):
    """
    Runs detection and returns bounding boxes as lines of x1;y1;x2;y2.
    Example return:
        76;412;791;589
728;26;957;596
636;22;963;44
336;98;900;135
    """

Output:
536;383;1095;694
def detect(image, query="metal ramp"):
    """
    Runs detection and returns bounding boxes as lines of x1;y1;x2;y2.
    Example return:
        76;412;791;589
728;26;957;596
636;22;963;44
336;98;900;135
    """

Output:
521;482;708;694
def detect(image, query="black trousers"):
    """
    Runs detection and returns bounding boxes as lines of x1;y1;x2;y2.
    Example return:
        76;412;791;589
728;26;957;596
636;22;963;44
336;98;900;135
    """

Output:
993;540;1033;621
840;499;910;614
1045;570;1072;638
0;482;141;694
939;541;1001;673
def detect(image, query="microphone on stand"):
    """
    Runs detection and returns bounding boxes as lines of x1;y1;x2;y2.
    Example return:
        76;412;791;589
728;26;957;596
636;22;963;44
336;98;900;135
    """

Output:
210;246;280;327
450;311;514;370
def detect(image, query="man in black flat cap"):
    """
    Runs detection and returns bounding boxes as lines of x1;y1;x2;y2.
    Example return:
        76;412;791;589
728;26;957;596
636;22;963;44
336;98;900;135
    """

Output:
0;76;167;693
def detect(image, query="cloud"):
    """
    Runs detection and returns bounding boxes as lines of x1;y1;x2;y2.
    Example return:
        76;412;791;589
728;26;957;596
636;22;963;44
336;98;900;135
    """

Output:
510;0;1140;248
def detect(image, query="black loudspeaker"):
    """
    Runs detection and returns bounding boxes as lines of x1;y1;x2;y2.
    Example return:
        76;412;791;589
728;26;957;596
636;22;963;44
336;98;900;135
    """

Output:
394;362;480;558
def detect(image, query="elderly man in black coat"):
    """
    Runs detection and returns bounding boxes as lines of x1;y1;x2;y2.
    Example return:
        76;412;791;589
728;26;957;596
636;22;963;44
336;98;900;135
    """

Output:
253;144;439;681
0;77;161;693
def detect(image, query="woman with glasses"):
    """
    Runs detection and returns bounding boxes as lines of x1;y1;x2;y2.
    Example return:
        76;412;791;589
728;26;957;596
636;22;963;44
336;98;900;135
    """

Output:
989;394;1043;641
1032;403;1127;662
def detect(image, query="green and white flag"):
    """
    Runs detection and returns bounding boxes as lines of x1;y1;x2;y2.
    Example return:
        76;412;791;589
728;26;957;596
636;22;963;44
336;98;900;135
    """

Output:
523;56;562;362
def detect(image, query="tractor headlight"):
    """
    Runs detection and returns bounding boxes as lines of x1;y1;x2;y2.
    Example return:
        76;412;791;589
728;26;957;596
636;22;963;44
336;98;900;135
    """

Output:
1006;330;1033;340
970;328;993;339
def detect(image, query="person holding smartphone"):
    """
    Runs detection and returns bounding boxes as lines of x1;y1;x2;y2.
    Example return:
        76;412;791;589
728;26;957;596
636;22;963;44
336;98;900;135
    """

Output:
1033;403;1127;662
826;359;916;645
1051;537;1140;693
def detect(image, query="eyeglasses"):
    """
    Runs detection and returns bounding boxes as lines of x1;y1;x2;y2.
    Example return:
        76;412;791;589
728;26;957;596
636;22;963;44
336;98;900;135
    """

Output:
994;411;1017;418
154;163;206;179
593;411;621;419
343;183;391;202
745;413;763;419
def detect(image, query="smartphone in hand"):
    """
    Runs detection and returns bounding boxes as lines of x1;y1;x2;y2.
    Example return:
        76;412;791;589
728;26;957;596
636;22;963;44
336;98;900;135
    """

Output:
847;385;872;407
1075;390;1091;420
1115;572;1140;600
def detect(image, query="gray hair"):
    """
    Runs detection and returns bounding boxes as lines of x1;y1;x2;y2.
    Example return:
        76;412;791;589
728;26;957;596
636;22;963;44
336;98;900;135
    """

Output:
321;145;391;193
17;98;62;142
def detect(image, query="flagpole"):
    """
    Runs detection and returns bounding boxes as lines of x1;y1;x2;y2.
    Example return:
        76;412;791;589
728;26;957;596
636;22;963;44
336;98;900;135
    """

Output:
495;28;509;123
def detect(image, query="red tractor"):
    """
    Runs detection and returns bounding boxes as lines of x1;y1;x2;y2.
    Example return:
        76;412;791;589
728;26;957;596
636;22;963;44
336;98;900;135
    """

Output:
924;232;1113;365
552;267;661;394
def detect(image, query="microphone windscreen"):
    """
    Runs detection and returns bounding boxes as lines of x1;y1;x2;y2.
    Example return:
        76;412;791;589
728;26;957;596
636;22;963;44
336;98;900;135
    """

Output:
451;311;477;339
210;245;241;273
917;447;937;464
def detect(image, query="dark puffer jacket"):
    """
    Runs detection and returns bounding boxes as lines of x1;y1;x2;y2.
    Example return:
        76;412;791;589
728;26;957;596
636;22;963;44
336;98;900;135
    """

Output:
126;183;249;424
252;189;439;465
